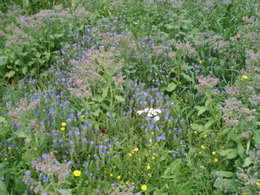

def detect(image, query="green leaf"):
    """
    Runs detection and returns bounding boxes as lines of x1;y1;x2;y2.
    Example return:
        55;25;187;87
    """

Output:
4;70;15;78
195;106;207;116
213;179;240;192
204;119;214;129
219;149;237;159
0;117;6;123
115;95;125;102
165;24;174;30
237;143;245;158
212;171;234;178
182;73;193;82
0;56;8;66
243;157;252;167
190;123;205;132
162;159;182;178
164;82;177;92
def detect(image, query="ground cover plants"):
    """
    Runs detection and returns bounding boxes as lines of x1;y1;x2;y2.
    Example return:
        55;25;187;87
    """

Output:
0;0;259;194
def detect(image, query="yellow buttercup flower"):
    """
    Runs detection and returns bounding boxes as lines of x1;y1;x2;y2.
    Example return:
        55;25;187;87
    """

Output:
73;170;81;177
152;156;155;160
109;173;113;177
203;134;207;138
213;158;219;162
141;185;147;191
148;173;152;177
146;165;151;170
242;75;248;79
256;182;260;186
200;145;206;150
61;122;67;127
236;33;241;38
212;151;217;155
60;127;65;131
198;60;202;64
128;153;132;157
198;151;202;155
194;130;198;134
125;181;129;185
117;176;121;180
134;147;139;152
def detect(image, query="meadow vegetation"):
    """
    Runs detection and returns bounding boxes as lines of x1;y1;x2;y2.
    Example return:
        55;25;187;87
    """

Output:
0;0;259;194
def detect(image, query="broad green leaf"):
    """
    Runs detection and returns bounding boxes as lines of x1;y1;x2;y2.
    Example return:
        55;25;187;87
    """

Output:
165;24;174;30
190;123;205;132
0;117;6;123
237;143;245;158
164;82;177;92
243;157;252;167
195;106;207;116
212;171;234;178
204;119;214;129
219;149;237;159
182;73;193;82
4;70;15;78
115;95;125;102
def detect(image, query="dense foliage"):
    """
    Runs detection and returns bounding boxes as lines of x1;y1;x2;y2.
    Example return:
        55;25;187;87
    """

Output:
0;0;259;194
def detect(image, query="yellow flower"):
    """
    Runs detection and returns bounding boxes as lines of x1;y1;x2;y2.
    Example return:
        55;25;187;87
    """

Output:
109;173;113;177
203;134;207;138
144;153;148;157
256;182;260;186
134;147;139;152
213;158;219;162
200;145;206;150
73;170;81;177
8;147;11;150
152;156;155;160
212;151;217;155
198;151;202;155
61;122;67;127
117;176;121;180
241;193;246;195
128;153;132;157
236;33;241;38
4;158;7;161
125;181;129;185
242;75;248;79
60;127;65;131
141;185;147;191
146;165;151;170
194;130;198;134
151;132;154;135
148;173;152;177
198;60;202;64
